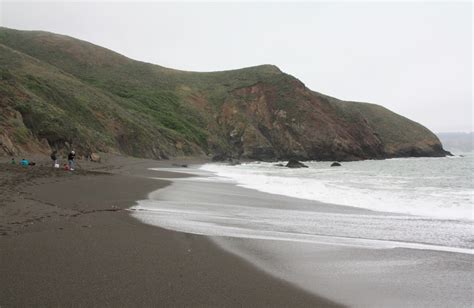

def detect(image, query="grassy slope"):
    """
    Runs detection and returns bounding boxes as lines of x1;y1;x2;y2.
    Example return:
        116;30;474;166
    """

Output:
0;28;287;156
0;27;445;159
0;29;214;156
330;99;443;155
0;44;212;158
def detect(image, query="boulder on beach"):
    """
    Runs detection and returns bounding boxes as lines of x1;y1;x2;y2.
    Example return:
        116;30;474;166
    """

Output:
90;153;101;162
286;159;308;168
331;162;341;167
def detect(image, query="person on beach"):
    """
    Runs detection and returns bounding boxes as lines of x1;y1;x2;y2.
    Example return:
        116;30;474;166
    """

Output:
20;158;29;167
50;150;58;168
11;158;16;164
68;150;76;171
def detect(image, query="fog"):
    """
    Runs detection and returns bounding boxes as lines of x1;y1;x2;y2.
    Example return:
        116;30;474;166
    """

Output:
1;1;472;132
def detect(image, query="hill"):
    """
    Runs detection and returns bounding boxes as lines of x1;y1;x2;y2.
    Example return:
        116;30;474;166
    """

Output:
0;27;448;161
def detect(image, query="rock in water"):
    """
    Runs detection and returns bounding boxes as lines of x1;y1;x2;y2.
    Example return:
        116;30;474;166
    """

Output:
331;162;341;167
286;159;308;168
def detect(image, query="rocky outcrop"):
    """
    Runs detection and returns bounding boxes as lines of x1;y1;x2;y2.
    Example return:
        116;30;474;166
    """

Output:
286;159;308;168
331;162;341;167
0;134;16;156
90;153;101;162
0;107;51;157
216;80;447;161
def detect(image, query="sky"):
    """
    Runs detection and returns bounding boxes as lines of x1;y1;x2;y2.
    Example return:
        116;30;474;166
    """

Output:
1;1;472;132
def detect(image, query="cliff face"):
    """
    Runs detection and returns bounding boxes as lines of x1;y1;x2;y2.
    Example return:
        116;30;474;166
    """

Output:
0;27;448;160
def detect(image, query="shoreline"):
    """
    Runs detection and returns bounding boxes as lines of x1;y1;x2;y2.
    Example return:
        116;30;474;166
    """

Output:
135;164;473;254
0;155;338;307
133;163;473;307
200;157;473;221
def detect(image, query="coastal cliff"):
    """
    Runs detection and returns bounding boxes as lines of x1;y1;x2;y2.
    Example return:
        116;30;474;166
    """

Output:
0;27;448;160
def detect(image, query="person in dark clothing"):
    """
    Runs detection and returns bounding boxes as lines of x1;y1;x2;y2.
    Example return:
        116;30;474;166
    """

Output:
68;150;76;171
50;150;58;168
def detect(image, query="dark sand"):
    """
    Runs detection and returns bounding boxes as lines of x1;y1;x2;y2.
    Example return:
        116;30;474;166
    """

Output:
0;155;338;307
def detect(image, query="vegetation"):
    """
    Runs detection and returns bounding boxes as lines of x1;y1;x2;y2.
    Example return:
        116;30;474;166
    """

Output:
0;27;446;160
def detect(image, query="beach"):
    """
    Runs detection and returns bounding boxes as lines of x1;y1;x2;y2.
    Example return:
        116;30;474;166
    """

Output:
0;155;337;307
132;162;473;307
2;3;471;307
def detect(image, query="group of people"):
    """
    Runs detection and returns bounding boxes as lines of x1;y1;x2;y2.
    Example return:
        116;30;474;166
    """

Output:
10;150;77;170
51;150;76;170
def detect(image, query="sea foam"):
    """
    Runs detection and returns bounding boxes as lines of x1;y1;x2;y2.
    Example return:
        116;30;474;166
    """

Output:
200;155;473;221
131;165;473;254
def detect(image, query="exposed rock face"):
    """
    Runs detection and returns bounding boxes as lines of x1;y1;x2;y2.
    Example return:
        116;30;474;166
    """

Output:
220;81;370;160
286;159;308;168
0;107;50;156
90;153;101;162
0;134;16;156
0;27;449;160
217;80;447;161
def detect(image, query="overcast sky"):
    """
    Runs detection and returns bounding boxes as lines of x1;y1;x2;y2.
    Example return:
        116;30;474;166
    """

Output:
1;1;472;132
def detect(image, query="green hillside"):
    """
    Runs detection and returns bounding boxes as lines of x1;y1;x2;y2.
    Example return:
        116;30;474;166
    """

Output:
0;27;448;160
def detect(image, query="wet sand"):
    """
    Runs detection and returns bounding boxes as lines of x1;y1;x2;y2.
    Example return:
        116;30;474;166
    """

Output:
132;165;474;307
0;155;338;307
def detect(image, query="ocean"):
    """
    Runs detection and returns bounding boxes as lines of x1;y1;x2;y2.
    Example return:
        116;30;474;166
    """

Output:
132;154;473;254
131;154;474;306
201;154;473;221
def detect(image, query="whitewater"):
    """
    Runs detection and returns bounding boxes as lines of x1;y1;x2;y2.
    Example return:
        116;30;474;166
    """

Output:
131;154;474;306
131;154;473;254
201;154;473;221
